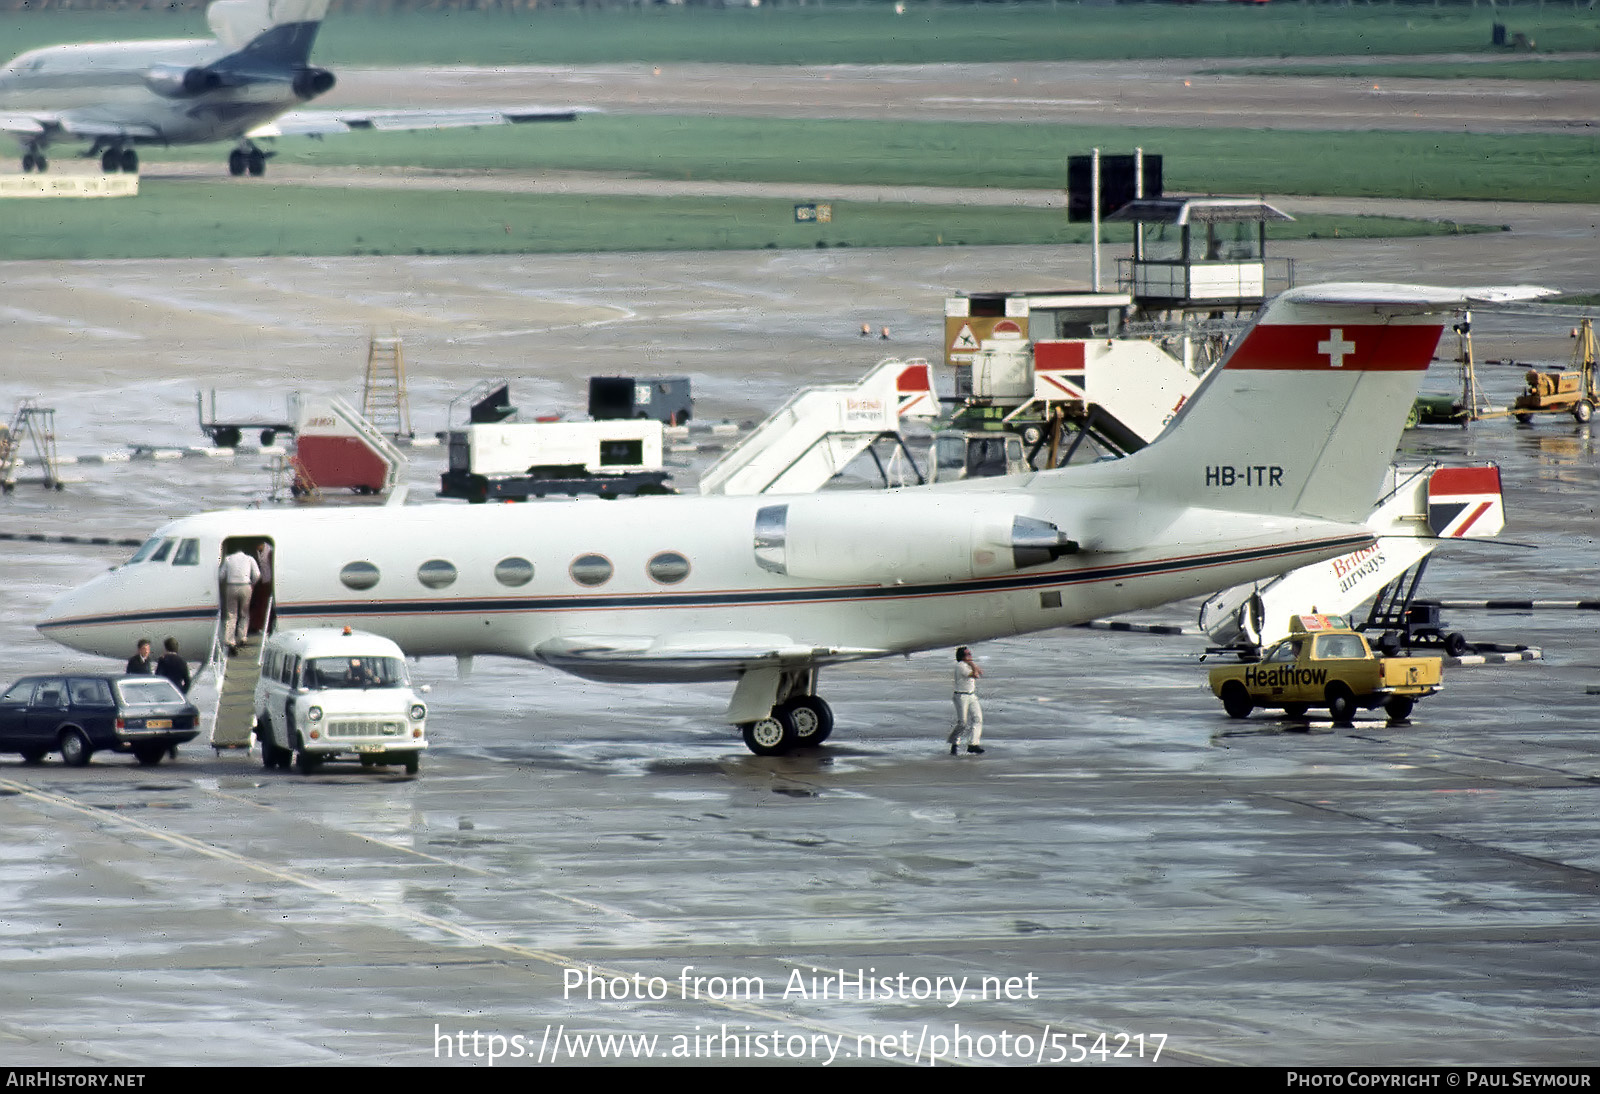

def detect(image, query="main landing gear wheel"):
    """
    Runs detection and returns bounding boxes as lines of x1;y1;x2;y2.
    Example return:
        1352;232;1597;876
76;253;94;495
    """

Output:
741;708;798;756
120;147;138;173
22;152;47;172
779;696;834;746
228;150;247;177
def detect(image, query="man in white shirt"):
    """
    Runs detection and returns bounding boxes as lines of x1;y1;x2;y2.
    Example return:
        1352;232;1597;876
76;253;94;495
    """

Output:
948;646;985;755
218;547;261;654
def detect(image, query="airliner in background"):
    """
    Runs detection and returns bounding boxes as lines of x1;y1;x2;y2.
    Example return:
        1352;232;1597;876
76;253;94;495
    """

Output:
0;0;579;176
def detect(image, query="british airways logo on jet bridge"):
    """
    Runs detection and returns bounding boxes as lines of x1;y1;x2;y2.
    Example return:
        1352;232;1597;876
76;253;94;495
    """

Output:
1225;324;1444;372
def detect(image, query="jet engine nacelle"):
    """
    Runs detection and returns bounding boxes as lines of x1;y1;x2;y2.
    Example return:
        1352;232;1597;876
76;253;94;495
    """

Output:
292;66;336;100
143;64;223;98
754;495;1077;585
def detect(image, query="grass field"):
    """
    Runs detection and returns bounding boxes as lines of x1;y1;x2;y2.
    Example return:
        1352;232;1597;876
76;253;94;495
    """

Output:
3;4;1599;66
0;183;1492;262
1206;60;1600;80
152;116;1600;205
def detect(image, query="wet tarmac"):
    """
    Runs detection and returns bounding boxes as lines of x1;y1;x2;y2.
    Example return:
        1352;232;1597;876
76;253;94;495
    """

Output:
1;236;1598;1066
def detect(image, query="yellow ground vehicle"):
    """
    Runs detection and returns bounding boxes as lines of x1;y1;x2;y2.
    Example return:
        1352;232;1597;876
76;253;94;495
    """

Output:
1208;615;1443;725
1512;318;1598;425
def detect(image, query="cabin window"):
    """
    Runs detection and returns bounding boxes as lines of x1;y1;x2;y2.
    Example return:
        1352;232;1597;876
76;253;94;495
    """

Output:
172;539;201;566
339;561;381;591
149;539;175;563
417;559;458;589
647;551;690;585
494;557;535;587
569;554;613;587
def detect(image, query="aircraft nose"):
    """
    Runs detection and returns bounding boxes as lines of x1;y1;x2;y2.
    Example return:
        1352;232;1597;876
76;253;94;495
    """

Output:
37;573;114;656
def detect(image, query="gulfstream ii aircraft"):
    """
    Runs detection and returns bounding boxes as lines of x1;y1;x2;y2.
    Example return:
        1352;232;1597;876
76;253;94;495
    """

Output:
0;0;577;176
37;285;1539;755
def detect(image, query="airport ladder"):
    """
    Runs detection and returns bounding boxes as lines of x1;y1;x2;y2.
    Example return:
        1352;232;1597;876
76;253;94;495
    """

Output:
0;399;62;492
211;633;263;751
362;335;412;439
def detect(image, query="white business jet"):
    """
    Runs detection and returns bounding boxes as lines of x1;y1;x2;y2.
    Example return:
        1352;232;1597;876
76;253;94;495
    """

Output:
0;0;577;176
37;284;1539;755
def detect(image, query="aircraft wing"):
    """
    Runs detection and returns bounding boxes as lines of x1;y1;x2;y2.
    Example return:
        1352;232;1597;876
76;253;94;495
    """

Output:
1;114;162;140
248;106;583;139
0;114;49;136
534;632;889;684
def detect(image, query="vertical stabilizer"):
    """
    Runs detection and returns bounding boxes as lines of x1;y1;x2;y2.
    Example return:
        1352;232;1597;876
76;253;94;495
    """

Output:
1104;284;1545;524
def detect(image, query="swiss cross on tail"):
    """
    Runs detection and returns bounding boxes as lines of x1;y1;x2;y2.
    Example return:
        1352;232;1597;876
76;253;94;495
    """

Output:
1225;323;1443;371
1427;466;1506;538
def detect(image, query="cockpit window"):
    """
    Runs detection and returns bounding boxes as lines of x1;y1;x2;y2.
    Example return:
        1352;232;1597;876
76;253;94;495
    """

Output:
149;540;174;563
127;537;164;564
172;539;200;566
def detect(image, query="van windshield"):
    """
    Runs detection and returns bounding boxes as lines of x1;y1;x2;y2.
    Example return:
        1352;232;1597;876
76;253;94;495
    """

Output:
304;657;408;690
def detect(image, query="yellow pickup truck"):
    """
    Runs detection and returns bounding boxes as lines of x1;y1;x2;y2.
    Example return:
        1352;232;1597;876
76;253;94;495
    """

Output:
1209;614;1443;725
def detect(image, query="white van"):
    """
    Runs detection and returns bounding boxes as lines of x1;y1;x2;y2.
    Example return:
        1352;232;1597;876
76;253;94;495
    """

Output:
253;628;428;775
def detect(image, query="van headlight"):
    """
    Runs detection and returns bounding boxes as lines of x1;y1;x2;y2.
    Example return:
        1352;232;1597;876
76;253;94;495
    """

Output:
307;706;323;722
410;703;427;721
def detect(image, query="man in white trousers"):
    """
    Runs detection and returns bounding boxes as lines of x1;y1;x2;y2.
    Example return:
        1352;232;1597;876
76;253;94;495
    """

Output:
948;646;985;755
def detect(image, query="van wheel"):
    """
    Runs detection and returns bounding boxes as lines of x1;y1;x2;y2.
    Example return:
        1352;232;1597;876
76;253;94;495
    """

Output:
403;754;419;776
59;728;91;767
295;750;321;775
1220;683;1253;719
1282;703;1309;719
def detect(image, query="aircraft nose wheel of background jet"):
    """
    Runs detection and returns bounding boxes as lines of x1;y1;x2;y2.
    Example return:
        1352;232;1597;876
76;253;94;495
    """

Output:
229;148;267;177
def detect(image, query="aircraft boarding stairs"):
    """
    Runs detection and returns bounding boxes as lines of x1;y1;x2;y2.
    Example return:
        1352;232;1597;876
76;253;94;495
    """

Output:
197;605;269;753
697;358;937;496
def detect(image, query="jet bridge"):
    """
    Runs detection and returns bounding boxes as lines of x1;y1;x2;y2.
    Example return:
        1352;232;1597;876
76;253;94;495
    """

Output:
697;358;936;496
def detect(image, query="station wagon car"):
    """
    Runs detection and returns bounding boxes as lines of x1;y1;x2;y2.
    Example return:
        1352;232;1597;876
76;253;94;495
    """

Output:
0;674;200;766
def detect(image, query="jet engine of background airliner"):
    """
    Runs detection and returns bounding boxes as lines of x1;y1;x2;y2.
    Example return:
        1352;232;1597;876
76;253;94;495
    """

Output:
143;64;224;97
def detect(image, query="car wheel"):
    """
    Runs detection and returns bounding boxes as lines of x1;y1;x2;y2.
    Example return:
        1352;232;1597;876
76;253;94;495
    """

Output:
1444;632;1473;658
740;709;797;756
133;745;165;766
1384;695;1415;723
1326;685;1357;726
1220;682;1253;719
1282;703;1309;719
59;728;91;767
19;748;47;764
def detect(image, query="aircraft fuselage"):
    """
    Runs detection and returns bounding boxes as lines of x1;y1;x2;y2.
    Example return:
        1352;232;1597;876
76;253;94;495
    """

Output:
37;489;1368;682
